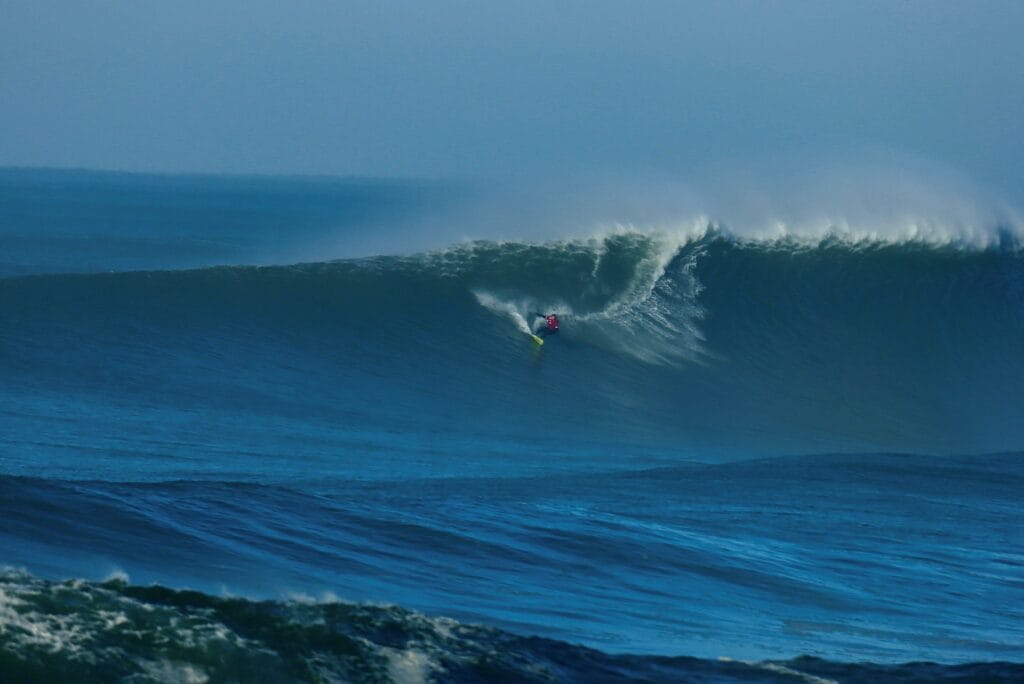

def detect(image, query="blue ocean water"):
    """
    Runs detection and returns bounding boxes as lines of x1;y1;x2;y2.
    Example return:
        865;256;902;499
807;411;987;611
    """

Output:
1;168;1023;682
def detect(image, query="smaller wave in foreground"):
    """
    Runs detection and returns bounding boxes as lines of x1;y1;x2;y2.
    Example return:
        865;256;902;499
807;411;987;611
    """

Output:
1;570;1021;684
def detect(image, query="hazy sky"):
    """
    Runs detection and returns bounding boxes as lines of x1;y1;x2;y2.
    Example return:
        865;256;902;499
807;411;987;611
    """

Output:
2;1;1022;195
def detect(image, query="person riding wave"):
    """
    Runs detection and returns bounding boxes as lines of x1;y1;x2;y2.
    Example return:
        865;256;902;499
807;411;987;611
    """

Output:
533;312;559;338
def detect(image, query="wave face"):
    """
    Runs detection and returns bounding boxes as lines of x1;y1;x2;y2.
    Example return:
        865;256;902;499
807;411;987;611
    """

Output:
4;231;1024;466
2;169;1023;678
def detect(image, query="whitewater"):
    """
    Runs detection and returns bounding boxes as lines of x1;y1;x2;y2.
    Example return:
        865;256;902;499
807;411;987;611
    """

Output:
1;168;1022;682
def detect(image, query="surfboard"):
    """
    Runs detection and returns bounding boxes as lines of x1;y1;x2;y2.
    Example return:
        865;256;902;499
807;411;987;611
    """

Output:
529;333;544;346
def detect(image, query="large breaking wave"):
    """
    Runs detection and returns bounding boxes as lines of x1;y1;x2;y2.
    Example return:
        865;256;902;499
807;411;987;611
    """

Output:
4;228;1023;464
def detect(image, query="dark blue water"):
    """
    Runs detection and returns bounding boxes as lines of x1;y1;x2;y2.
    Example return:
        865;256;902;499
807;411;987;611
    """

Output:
1;168;1022;682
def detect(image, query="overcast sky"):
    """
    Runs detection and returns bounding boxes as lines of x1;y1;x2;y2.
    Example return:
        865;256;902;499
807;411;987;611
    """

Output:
2;1;1022;197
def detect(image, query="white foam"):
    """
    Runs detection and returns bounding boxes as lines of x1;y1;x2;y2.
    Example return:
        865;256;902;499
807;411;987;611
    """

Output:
137;659;210;684
384;647;437;684
97;609;130;630
719;657;839;684
473;291;536;335
102;568;131;583
0;586;91;658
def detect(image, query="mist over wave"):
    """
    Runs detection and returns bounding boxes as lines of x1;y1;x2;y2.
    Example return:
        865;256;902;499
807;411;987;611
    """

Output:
3;161;1022;276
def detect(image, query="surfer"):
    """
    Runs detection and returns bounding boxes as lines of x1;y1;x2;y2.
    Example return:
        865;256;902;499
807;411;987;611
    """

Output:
533;312;560;338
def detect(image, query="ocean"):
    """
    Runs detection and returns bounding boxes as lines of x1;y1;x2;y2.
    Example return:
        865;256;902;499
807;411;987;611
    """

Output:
1;167;1022;682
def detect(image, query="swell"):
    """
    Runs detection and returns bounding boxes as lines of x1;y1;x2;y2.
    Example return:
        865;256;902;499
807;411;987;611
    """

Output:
3;232;1024;457
2;451;1022;668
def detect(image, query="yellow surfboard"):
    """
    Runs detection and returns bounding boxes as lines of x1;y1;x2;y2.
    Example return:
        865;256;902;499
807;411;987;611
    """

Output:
529;334;544;346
